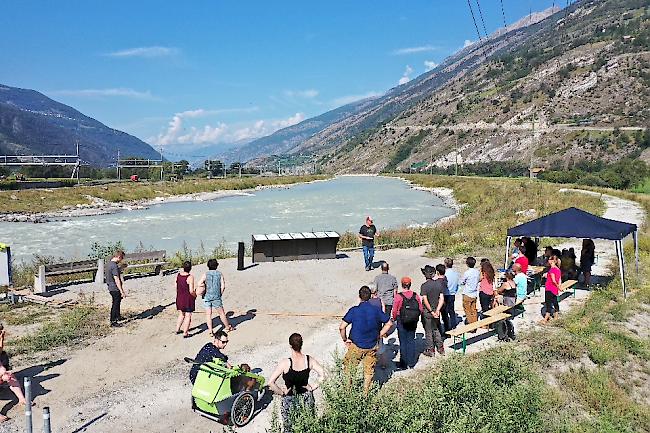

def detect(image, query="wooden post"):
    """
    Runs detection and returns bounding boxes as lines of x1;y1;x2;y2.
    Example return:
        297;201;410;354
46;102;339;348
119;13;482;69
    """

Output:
237;242;245;271
34;265;46;294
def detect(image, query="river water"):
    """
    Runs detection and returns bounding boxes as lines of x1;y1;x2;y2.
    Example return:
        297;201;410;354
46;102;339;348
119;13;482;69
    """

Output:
1;176;454;262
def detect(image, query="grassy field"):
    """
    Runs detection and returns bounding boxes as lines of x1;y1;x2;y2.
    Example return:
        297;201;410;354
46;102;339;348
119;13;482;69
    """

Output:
277;176;650;433
0;175;329;213
338;175;604;259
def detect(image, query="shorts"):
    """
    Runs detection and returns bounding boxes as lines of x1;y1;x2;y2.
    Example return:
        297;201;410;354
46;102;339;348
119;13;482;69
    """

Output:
203;298;223;309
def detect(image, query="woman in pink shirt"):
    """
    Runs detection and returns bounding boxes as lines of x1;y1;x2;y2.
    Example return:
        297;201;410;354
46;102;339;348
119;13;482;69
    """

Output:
479;260;496;318
541;256;562;324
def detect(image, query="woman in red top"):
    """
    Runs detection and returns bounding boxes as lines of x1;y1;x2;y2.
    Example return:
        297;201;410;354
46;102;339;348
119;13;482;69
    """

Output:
175;261;196;337
541;256;562;324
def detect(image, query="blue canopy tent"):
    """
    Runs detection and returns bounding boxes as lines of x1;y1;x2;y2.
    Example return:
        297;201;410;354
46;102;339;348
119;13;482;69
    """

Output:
505;207;638;298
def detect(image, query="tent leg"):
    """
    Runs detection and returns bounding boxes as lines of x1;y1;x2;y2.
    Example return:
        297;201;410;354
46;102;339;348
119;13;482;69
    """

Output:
616;240;626;299
634;230;639;277
504;236;512;270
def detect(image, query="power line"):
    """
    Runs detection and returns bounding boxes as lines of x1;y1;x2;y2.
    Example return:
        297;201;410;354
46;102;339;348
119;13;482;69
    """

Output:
466;0;484;43
500;0;508;29
474;0;489;38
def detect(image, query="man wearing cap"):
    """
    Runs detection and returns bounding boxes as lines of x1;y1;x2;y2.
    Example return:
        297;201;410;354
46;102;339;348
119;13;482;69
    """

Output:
340;286;393;392
359;216;378;271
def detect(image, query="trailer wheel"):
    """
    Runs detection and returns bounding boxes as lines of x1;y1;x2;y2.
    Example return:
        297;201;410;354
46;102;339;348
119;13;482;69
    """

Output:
231;392;255;427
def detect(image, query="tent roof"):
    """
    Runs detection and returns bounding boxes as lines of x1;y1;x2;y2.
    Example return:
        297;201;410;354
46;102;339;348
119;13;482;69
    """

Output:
507;207;637;240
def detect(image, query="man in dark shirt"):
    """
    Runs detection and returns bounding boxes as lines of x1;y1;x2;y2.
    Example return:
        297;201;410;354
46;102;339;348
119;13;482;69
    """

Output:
340;286;392;392
358;216;379;271
189;330;230;384
420;264;445;356
106;250;126;327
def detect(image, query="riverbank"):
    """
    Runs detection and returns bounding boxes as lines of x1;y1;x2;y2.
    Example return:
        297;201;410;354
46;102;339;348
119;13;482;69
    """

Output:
0;175;330;222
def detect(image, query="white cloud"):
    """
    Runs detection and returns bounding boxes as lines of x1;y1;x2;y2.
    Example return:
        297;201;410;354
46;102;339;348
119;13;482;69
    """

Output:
424;60;438;72
153;111;304;146
392;45;438;55
49;88;158;100
106;46;179;58
398;65;413;85
463;39;475;48
331;91;382;107
283;89;319;99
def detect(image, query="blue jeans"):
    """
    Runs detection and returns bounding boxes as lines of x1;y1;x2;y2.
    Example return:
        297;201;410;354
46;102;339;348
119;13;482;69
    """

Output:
441;295;457;332
362;245;375;269
397;321;417;368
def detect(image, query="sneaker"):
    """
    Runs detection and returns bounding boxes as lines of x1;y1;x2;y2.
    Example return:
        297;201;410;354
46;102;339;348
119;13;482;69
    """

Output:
110;322;122;328
422;349;434;357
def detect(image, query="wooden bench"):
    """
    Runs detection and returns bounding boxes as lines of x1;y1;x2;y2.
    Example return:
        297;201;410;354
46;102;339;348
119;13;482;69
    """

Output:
447;312;511;354
123;250;168;275
484;298;526;318
34;259;102;294
560;279;578;298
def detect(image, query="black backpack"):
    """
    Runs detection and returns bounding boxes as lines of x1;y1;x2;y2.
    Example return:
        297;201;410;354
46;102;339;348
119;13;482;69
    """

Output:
399;293;420;328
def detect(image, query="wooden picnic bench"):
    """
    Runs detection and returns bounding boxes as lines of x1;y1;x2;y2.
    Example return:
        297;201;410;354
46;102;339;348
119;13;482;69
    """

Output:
484;298;526;318
446;312;511;354
34;259;102;294
560;279;579;298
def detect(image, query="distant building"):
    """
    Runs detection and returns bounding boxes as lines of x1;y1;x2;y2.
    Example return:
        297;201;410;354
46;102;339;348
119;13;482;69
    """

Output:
529;167;545;179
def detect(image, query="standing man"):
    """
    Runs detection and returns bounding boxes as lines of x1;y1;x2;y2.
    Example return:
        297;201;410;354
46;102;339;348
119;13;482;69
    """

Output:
106;250;126;327
441;258;459;332
358;216;378;271
420;265;445;357
459;257;480;330
340;286;393;392
373;262;398;316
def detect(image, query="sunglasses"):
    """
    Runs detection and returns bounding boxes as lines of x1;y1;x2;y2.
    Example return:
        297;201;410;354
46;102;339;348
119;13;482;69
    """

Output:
220;339;229;344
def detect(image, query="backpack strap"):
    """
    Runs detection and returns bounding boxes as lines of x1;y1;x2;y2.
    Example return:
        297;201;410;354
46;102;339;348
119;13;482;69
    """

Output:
306;355;310;369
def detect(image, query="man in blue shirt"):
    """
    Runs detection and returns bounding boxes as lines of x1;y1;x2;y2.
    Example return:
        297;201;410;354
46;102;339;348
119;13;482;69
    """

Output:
339;286;393;392
442;257;460;332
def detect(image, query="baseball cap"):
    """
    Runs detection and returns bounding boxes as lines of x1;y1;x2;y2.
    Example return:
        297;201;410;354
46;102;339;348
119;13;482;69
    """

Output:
401;276;412;286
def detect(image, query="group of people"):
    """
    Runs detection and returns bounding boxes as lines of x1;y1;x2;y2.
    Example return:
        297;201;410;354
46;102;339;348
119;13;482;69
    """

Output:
104;250;234;336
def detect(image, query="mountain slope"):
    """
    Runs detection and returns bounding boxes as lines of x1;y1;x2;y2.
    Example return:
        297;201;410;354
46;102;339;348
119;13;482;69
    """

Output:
249;0;650;173
0;85;160;166
224;96;378;163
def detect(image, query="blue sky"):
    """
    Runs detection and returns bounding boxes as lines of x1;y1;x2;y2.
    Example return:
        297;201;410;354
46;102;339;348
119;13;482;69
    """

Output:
0;1;559;159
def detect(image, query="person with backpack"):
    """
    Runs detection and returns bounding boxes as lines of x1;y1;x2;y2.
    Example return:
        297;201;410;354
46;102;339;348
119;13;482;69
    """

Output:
391;277;423;369
420;265;445;357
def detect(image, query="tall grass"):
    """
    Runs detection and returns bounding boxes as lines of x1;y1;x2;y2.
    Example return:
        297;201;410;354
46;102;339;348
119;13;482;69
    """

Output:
274;349;545;433
338;175;604;257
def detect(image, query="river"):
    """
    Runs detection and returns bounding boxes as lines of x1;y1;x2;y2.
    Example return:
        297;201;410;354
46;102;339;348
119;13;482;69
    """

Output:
0;176;454;262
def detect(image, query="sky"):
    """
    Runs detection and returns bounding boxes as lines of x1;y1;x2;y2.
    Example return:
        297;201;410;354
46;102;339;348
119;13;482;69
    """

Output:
0;0;559;159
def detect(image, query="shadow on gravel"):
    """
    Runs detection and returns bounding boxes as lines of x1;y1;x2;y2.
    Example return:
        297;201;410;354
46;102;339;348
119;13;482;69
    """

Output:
187;309;258;337
71;412;108;433
1;359;66;416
